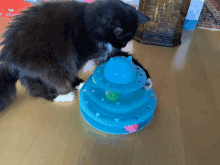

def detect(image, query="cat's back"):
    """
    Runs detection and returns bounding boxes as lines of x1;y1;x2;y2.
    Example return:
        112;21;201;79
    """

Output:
0;1;88;62
17;1;87;25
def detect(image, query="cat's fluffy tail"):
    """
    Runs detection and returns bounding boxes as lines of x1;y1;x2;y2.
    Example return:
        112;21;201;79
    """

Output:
0;63;19;111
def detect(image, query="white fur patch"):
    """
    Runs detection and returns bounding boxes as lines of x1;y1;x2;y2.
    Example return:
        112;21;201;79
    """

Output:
53;82;85;102
122;41;133;53
145;78;153;90
83;60;96;73
53;92;75;102
75;82;85;91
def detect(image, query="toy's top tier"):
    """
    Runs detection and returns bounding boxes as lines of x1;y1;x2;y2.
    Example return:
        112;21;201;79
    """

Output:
92;56;147;93
104;56;136;84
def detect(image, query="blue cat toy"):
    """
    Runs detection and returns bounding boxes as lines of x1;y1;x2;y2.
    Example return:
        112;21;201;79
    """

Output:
79;56;157;134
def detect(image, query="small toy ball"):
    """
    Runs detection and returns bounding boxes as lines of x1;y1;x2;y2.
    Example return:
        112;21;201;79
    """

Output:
124;124;139;133
105;91;120;102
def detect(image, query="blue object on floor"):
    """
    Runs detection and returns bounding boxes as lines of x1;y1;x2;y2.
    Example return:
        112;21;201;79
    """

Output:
79;56;157;134
183;19;199;30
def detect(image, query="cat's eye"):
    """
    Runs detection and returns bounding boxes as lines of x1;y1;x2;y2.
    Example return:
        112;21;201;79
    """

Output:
114;27;123;35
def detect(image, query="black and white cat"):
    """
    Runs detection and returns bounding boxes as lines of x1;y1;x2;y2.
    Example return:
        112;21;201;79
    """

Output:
0;0;151;111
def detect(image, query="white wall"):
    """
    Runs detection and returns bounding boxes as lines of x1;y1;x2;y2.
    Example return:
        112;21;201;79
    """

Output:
185;0;205;20
122;0;139;6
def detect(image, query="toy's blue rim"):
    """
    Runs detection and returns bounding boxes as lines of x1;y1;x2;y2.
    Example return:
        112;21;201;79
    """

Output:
81;76;157;111
92;62;147;93
80;107;154;135
79;86;157;127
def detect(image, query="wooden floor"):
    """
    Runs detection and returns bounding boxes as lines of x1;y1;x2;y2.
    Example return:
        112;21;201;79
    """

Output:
0;25;220;165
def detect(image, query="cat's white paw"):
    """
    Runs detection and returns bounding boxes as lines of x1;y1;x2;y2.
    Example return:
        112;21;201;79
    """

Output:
75;82;85;91
53;92;75;102
145;78;153;90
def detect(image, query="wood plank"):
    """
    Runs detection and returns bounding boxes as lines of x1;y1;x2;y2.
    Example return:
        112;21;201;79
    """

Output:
0;82;55;165
19;98;87;165
0;28;219;165
173;28;220;165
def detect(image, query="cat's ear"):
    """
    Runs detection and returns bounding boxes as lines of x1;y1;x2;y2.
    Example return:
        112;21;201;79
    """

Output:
136;10;150;24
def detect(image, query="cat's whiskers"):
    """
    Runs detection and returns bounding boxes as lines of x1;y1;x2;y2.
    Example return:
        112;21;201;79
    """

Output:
80;42;115;73
77;49;107;62
78;42;115;63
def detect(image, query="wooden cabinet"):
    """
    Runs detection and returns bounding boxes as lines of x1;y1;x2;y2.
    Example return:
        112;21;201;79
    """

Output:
134;0;192;47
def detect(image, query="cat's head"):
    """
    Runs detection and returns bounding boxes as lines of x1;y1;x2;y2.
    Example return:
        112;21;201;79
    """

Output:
84;0;150;49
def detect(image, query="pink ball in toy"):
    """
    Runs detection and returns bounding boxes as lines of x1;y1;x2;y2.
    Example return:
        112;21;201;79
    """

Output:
124;124;139;133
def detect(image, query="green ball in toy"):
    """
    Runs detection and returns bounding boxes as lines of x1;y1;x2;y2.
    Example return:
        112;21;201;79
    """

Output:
105;91;120;102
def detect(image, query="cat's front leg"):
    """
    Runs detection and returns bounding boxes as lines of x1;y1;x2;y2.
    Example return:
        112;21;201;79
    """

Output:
75;82;85;91
73;78;85;91
53;78;85;103
53;91;76;103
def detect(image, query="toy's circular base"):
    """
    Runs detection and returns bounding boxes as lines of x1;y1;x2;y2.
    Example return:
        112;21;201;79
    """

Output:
79;56;157;135
80;106;154;135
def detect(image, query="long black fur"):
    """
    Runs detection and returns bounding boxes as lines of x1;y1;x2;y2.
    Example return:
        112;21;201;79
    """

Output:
0;0;150;111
